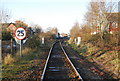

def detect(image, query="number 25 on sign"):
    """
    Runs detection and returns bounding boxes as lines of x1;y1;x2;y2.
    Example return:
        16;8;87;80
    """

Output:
15;27;26;40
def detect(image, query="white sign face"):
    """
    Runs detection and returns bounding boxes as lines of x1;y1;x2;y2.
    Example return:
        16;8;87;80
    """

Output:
15;37;28;45
42;37;44;44
15;27;26;40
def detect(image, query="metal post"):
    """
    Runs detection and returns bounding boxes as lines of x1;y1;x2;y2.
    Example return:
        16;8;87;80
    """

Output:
20;40;22;57
11;38;13;54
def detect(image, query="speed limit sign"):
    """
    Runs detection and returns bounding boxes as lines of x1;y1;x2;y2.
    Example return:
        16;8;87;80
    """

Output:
15;27;26;40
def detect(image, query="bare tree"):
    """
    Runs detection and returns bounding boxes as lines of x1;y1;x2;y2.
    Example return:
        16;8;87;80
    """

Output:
70;22;80;43
46;27;58;34
85;0;117;39
0;8;11;39
30;24;42;34
83;0;118;48
0;8;11;23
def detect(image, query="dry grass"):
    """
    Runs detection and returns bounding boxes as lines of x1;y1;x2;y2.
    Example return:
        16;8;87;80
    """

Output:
16;48;33;56
4;54;14;65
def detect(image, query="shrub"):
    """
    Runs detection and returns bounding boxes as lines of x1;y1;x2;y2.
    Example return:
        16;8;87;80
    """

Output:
16;48;32;56
88;31;118;49
88;33;100;44
4;54;14;65
26;35;41;49
2;31;12;40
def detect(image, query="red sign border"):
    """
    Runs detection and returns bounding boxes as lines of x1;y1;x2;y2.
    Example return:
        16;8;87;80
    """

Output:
15;27;26;40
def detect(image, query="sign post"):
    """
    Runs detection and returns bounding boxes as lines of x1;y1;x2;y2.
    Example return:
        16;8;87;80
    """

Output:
15;27;26;56
20;40;22;57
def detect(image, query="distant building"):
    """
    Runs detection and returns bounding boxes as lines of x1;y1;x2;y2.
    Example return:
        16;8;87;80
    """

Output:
61;33;68;37
7;23;17;37
107;12;119;34
7;23;16;32
91;12;119;35
91;32;97;35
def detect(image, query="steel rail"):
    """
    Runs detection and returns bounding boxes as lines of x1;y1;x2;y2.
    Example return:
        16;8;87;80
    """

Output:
41;41;84;81
60;42;84;81
40;42;56;81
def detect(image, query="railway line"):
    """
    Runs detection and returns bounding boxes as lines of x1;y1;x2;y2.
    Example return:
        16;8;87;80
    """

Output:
41;41;83;81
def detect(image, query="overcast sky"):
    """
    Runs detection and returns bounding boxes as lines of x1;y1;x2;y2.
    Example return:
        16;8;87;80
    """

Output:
0;0;119;33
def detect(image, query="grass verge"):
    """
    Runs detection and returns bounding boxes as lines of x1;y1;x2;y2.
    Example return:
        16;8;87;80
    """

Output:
2;43;51;80
69;43;120;79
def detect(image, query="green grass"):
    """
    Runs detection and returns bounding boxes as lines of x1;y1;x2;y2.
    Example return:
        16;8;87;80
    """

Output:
86;56;94;59
2;64;32;78
70;44;87;56
2;41;51;79
69;43;120;79
2;48;39;78
109;58;119;65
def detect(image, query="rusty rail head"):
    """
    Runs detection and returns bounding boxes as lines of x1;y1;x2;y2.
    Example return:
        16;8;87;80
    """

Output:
60;42;84;81
40;42;56;81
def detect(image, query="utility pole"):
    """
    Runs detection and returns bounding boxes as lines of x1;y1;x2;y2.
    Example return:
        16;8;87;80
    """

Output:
0;13;2;81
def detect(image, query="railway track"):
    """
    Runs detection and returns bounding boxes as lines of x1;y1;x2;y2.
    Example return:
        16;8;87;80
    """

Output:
41;41;83;81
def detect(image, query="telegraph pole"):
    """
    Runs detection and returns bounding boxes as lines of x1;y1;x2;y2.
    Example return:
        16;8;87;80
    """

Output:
0;14;2;81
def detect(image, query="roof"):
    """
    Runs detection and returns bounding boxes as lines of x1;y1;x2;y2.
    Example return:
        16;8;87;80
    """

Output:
107;12;119;22
7;23;16;27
